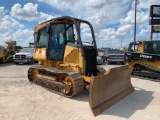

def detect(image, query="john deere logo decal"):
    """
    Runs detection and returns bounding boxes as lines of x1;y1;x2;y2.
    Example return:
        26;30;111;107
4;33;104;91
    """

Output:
140;54;152;59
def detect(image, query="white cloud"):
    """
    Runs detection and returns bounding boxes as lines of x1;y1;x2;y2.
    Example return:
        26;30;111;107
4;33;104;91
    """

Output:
11;29;34;46
88;12;109;31
134;0;158;10
120;10;149;25
96;24;134;48
37;0;122;10
0;15;24;36
98;28;115;40
37;0;77;9
10;3;54;23
137;25;150;40
1;0;159;49
0;7;5;19
0;7;33;47
85;0;107;9
117;24;133;33
37;0;131;27
100;0;158;48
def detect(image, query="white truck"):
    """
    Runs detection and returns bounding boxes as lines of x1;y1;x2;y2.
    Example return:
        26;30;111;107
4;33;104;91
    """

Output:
13;48;35;64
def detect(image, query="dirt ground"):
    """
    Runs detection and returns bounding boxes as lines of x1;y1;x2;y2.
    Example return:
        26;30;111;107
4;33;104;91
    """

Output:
0;63;160;120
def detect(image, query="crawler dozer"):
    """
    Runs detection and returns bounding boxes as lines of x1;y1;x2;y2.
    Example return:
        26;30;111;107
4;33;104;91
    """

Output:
125;40;160;81
0;40;16;63
28;16;134;116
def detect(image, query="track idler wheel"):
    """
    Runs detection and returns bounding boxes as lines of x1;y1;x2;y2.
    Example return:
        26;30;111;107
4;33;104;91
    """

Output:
63;76;75;96
133;64;144;71
28;67;38;83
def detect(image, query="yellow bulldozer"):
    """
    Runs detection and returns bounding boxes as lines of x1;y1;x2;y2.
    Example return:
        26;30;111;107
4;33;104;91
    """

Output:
0;40;16;63
28;16;134;116
125;40;160;81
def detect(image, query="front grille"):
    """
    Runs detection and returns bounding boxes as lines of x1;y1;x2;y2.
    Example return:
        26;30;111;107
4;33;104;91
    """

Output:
21;55;26;58
109;55;124;59
15;55;20;58
83;46;97;76
15;55;26;59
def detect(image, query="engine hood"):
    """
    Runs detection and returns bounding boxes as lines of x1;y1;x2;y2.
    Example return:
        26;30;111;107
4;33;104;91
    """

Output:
107;54;124;56
15;52;33;56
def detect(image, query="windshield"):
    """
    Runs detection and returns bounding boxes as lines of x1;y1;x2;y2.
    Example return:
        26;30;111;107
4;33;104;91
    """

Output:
47;23;66;60
107;50;121;54
20;48;34;53
144;41;160;54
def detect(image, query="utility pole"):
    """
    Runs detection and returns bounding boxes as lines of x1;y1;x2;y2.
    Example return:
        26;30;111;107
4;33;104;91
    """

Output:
134;0;137;49
120;39;122;48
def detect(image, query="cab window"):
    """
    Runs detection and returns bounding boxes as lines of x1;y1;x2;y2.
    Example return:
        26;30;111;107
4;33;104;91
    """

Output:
66;24;74;42
36;27;47;47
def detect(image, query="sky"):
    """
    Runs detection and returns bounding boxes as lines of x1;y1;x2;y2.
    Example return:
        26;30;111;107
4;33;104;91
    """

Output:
0;0;159;48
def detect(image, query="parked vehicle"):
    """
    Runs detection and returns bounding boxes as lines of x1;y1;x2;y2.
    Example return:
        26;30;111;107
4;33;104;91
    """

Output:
102;49;124;64
125;40;160;81
13;48;35;64
97;56;103;65
27;16;134;116
0;40;16;63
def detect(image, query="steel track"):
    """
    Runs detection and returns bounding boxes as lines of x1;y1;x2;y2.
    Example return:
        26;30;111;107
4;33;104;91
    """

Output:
132;62;160;82
28;66;85;97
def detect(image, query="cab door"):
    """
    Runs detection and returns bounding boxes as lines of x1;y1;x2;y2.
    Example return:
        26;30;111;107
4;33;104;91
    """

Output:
47;23;66;60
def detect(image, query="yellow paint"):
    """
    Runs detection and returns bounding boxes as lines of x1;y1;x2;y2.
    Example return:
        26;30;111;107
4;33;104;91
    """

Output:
136;40;145;53
34;44;84;74
34;43;101;83
34;48;46;60
33;19;105;84
127;59;160;69
34;20;73;33
127;40;160;70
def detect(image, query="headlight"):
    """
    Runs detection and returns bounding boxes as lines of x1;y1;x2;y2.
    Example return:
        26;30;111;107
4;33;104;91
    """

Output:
125;56;128;60
26;56;32;58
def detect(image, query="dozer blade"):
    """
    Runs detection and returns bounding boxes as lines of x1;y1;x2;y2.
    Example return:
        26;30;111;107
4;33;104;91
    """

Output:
89;66;134;116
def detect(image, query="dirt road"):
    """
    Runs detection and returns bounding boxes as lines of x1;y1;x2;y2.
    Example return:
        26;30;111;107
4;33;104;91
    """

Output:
0;63;160;120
